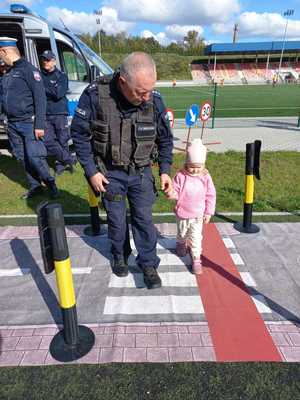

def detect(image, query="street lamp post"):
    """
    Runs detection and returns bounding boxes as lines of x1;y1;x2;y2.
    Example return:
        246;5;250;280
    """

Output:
94;9;102;56
278;9;294;74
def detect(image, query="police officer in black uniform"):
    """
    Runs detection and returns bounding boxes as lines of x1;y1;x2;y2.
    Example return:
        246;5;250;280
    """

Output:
41;50;76;175
0;37;58;199
71;52;173;289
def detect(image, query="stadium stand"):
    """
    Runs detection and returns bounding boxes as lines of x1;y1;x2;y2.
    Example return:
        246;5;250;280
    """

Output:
191;41;300;85
190;64;211;84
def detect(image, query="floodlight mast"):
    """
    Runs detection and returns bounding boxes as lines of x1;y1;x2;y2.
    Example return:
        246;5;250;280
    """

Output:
278;9;294;75
94;8;102;56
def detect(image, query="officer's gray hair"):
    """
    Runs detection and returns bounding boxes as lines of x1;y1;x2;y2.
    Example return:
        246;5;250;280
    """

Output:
120;52;156;84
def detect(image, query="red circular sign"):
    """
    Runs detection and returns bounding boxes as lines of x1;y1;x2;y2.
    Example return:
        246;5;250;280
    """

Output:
200;101;212;122
165;108;175;128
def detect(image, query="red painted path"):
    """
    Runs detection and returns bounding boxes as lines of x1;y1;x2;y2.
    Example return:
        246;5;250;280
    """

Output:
198;223;282;362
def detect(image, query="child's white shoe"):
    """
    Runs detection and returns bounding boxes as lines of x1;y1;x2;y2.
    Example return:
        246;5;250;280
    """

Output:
192;259;203;275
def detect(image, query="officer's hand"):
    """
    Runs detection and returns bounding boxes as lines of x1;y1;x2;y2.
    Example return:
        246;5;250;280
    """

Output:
35;129;44;140
90;172;109;193
160;173;173;195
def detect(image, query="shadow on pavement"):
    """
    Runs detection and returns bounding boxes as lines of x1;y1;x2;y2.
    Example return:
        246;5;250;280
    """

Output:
202;255;300;324
10;238;62;326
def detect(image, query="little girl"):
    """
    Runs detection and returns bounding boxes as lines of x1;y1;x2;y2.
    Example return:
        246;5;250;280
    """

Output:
167;138;216;274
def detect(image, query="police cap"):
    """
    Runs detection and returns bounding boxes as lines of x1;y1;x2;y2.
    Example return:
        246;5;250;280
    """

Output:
41;50;56;61
0;37;17;47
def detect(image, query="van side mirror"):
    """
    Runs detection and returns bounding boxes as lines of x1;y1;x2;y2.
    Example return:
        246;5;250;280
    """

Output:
90;65;99;81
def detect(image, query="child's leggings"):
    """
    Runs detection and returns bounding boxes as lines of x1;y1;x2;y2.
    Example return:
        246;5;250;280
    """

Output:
176;217;203;259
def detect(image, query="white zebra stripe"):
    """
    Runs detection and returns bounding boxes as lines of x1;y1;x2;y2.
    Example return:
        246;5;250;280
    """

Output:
104;295;204;315
230;253;245;265
109;272;197;288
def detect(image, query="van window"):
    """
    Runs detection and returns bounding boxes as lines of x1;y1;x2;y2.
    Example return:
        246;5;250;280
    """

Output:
54;30;89;82
62;49;88;82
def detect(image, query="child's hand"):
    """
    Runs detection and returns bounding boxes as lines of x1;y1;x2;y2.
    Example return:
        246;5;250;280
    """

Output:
203;215;211;224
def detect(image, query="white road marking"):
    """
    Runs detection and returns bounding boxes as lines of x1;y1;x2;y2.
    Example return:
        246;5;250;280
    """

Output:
128;252;191;266
0;267;92;277
240;272;257;287
130;237;176;251
230;253;245;265
109;272;197;288
0;268;30;276
251;294;272;313
222;238;235;249
104;295;204;315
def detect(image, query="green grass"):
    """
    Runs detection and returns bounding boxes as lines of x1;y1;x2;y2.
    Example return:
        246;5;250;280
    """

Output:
0;152;299;217
158;84;300;118
0;363;300;400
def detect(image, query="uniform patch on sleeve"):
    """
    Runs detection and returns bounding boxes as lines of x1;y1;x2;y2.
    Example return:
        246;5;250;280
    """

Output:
75;107;87;117
152;89;161;97
33;71;41;81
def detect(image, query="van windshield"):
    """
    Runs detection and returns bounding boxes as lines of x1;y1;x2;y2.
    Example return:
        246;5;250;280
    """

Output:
77;38;113;76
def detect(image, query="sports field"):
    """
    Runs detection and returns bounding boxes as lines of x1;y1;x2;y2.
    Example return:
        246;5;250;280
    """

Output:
158;84;300;118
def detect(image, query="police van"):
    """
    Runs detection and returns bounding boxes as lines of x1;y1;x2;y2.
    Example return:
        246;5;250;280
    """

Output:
0;3;113;142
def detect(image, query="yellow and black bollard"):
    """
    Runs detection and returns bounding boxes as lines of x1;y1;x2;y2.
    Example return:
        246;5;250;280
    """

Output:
234;140;261;233
84;183;101;236
38;202;95;362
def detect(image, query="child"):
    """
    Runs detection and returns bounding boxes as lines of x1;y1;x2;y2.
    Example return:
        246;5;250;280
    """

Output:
167;138;216;274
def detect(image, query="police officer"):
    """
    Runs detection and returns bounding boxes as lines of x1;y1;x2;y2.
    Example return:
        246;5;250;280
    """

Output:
41;50;76;175
0;37;58;199
71;52;173;289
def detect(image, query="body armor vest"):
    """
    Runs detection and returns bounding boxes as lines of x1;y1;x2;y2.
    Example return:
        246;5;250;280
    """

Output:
90;75;156;168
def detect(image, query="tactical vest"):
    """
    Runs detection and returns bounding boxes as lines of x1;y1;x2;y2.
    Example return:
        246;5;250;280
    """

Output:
90;75;156;168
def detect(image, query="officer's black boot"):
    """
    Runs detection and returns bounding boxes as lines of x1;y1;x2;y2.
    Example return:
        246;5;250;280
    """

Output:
143;267;162;289
112;255;128;277
46;180;59;199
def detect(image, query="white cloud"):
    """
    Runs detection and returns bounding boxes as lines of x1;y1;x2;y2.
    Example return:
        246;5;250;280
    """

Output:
212;12;300;40
165;25;204;40
107;0;240;25
141;25;203;46
141;30;169;46
46;6;134;36
238;12;300;39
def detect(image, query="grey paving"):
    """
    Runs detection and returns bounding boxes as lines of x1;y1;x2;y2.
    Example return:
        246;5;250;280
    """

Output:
230;223;300;323
173;123;300;153
0;223;299;326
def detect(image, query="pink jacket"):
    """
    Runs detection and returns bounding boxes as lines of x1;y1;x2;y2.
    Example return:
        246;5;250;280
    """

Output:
169;169;216;219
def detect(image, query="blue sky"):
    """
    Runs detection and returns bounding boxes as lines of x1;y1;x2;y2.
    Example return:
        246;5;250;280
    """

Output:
1;0;300;45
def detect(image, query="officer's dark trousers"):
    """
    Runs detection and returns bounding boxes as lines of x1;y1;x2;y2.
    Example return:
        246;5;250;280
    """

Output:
7;121;54;189
102;166;160;269
44;115;73;167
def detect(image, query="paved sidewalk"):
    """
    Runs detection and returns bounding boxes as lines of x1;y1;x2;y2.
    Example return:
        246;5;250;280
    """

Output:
1;321;300;366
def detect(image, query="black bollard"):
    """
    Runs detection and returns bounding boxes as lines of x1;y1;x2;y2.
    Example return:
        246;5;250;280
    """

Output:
38;202;95;362
234;140;261;234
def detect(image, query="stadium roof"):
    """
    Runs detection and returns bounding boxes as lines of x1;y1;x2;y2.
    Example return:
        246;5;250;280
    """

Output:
205;41;300;55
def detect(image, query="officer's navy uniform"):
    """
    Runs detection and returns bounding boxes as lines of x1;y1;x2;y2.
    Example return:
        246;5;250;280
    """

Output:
41;51;74;172
2;56;55;192
71;73;173;276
